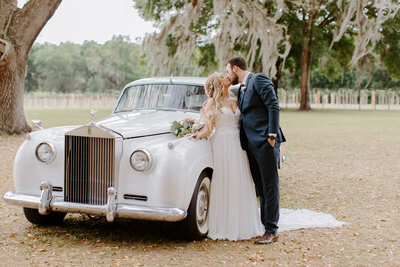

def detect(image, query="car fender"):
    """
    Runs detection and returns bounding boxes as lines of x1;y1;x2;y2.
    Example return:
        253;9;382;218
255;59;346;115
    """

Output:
118;135;213;211
178;138;213;211
13;127;75;196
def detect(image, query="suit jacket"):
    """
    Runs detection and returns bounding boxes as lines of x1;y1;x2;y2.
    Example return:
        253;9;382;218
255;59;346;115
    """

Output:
237;72;285;150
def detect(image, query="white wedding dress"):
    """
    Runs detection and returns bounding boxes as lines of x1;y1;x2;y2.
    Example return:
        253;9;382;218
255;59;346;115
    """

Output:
207;106;264;241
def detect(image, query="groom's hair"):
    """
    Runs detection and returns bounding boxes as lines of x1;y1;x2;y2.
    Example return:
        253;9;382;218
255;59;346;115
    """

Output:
227;56;248;70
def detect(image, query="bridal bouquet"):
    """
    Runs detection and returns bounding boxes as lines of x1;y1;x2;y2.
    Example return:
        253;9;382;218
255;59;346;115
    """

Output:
170;118;204;138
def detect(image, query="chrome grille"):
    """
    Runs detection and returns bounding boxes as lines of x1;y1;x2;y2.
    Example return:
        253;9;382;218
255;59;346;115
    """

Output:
64;135;115;205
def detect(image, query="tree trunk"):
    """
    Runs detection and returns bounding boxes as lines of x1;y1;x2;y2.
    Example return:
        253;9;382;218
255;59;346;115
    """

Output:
0;42;31;134
299;2;315;111
272;59;281;98
0;0;61;134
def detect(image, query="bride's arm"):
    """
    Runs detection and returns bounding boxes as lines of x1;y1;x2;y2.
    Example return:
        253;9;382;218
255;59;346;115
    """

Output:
193;126;209;140
193;99;215;140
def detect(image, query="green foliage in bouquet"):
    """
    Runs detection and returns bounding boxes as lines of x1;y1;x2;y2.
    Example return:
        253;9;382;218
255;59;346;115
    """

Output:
170;118;195;138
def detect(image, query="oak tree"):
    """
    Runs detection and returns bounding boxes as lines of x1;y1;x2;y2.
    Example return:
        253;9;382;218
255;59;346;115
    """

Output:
134;0;399;110
0;0;61;134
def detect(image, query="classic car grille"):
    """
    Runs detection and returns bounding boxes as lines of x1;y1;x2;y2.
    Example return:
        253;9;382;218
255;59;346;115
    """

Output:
64;135;115;205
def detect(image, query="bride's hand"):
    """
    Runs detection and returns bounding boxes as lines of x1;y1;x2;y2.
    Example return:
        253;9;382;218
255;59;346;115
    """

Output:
193;133;204;140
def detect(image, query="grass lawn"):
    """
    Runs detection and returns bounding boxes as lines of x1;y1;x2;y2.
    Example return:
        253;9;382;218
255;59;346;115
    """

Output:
24;108;113;128
1;108;399;266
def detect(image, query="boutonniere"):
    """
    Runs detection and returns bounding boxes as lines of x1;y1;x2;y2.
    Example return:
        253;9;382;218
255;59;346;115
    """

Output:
241;86;246;93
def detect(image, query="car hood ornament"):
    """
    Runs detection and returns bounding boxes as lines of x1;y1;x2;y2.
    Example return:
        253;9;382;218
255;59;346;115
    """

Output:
66;109;116;138
89;109;97;126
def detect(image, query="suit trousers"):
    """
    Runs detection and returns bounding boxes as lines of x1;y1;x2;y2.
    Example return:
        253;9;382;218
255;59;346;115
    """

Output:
246;140;280;234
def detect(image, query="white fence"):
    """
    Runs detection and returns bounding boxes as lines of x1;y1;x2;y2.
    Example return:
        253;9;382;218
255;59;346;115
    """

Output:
24;90;400;110
24;93;120;109
278;89;400;110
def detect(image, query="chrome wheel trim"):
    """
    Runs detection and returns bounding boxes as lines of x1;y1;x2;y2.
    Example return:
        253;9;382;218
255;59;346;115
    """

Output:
196;177;210;234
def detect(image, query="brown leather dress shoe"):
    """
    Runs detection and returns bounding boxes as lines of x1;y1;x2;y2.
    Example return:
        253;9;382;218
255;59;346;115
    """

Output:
254;233;278;245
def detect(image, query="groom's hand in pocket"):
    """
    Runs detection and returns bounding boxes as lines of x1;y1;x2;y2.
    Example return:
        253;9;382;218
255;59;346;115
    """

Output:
268;137;276;147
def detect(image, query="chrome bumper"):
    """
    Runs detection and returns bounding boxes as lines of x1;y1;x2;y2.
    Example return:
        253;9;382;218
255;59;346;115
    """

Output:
3;182;186;223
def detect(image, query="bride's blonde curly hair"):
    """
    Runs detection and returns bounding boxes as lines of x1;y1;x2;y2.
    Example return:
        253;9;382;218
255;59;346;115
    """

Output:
200;72;226;133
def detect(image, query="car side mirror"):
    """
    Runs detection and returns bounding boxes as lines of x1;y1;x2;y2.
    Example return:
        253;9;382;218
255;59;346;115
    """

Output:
32;119;43;130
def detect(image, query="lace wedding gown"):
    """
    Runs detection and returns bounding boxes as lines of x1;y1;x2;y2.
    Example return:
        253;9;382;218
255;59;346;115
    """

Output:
207;106;264;241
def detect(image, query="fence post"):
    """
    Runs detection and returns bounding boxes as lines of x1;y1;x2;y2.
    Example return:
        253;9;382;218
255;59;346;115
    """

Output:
342;90;345;109
372;90;376;110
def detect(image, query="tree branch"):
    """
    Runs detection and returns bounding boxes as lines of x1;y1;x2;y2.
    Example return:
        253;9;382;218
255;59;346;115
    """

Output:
10;0;61;54
318;16;335;28
0;0;17;38
318;6;338;28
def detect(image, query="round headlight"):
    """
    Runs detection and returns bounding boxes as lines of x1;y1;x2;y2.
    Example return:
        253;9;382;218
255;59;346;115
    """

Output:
35;142;56;163
130;149;153;172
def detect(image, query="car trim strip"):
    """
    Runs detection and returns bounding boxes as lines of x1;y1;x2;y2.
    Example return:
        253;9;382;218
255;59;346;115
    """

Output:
123;132;171;140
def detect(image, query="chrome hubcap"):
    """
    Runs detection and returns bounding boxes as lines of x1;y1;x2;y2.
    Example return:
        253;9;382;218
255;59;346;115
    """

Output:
196;177;210;234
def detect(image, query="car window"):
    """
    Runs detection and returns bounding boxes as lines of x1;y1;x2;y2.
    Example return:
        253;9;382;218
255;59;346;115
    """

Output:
114;84;207;112
230;84;239;97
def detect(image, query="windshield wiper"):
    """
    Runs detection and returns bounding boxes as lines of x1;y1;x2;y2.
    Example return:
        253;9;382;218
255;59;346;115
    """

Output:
114;107;199;113
154;108;200;112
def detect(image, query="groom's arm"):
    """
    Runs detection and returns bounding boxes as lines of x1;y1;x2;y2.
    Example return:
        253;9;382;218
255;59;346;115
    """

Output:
253;74;280;135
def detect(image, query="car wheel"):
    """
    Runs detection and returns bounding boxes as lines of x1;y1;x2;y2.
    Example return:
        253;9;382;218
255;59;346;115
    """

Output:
182;172;211;240
23;207;66;225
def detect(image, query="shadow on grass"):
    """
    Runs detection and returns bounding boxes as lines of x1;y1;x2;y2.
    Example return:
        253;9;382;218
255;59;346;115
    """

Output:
28;216;193;246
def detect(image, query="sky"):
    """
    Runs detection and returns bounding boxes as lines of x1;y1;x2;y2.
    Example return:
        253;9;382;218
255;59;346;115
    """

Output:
17;0;155;44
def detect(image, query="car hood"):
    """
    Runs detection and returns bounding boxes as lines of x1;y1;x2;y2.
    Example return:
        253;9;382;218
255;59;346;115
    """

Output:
96;110;200;138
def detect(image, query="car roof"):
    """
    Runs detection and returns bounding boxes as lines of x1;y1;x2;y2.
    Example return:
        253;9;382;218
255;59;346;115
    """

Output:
125;76;207;87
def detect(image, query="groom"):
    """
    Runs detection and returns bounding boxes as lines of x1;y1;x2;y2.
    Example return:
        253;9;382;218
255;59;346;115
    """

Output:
226;56;285;244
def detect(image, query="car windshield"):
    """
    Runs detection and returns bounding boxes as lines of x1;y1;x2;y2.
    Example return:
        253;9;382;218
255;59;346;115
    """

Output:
114;84;207;113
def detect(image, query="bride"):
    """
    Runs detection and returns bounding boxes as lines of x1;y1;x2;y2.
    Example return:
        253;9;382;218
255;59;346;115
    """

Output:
192;72;264;241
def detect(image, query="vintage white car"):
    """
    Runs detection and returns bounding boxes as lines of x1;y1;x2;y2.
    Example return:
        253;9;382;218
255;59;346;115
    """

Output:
4;77;217;239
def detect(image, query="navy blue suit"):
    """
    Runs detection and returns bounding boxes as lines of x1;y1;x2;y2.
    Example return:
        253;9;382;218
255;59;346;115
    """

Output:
237;72;285;234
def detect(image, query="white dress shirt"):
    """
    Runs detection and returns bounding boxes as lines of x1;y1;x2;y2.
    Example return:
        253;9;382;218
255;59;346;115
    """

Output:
241;72;250;86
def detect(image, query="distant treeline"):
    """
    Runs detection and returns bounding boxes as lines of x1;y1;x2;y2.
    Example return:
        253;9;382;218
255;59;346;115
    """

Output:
25;35;149;93
306;67;400;91
25;35;399;93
